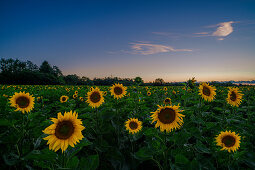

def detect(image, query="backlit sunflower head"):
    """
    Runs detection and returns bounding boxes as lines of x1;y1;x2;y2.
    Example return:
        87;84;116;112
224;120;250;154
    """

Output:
86;87;104;108
9;92;35;113
79;97;84;101
226;87;243;107
75;91;78;95
60;95;69;103
151;105;185;133
125;118;142;134
110;83;127;99
163;98;172;105
43;111;85;153
198;82;216;102
215;130;241;153
163;87;167;91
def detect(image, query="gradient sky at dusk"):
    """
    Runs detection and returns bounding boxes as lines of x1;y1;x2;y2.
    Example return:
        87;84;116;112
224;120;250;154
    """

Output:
1;0;255;82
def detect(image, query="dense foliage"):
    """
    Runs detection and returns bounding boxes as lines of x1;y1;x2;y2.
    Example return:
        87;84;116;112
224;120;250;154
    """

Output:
0;84;255;169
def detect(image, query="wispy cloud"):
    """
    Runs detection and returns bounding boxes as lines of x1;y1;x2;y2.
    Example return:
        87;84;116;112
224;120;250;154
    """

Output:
193;21;236;40
194;32;209;35
130;43;192;55
212;21;235;37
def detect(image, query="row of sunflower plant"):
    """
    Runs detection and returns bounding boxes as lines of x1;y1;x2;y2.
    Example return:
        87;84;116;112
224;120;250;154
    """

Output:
0;83;255;169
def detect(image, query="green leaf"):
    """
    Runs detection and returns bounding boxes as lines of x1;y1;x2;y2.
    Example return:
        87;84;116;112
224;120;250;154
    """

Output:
175;154;189;164
134;147;153;161
67;156;79;169
79;155;99;170
0;119;13;126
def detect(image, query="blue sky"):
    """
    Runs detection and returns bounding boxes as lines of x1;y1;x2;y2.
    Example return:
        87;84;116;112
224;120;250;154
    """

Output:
1;0;255;82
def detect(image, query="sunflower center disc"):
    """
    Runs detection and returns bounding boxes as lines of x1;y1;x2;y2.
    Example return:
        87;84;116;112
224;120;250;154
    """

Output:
90;92;101;103
158;108;176;124
129;121;138;130
114;87;123;95
202;86;211;96
222;135;236;147
230;92;237;101
55;121;74;139
62;97;66;101
16;97;30;108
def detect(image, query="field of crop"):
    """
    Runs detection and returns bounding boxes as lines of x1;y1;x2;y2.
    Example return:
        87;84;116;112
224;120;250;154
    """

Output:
0;83;255;170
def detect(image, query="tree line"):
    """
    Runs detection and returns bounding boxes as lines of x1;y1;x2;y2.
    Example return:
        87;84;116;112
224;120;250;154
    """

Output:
0;58;184;86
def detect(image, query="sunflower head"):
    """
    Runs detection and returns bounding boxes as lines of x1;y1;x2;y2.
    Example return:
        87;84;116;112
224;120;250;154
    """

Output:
79;97;84;101
75;91;78;95
163;98;172;105
163;87;167;91
125;118;142;134
60;95;69;103
110;83;127;99
147;91;151;96
215;130;241;153
86;87;104;108
226;87;243;107
151;105;185;132
73;94;78;99
43;111;85;153
198;83;216;102
9;92;35;113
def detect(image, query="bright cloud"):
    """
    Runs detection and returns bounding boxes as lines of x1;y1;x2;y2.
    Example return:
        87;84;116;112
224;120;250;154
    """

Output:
212;21;234;37
130;43;192;55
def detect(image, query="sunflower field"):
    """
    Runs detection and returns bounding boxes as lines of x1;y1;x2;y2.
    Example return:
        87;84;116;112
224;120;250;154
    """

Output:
0;83;255;170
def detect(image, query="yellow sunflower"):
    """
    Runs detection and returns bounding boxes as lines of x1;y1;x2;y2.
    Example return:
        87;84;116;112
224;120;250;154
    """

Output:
163;87;167;91
125;118;142;134
79;97;84;101
86;87;104;108
163;98;172;105
43;111;85;153
147;91;151;96
110;83;127;99
73;94;78;99
60;95;69;103
226;87;243;107
151;105;185;132
75;91;78;95
9;92;35;113
198;82;216;102
215;130;241;153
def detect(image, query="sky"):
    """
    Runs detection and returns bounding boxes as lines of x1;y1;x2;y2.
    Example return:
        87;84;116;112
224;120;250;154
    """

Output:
0;0;255;82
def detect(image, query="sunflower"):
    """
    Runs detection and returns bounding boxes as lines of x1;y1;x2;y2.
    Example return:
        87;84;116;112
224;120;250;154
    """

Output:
215;130;241;153
110;83;127;99
125;118;142;134
226;87;243;107
73;94;78;99
163;98;172;105
75;91;78;95
86;87;104;108
163;87;167;91
151;105;185;132
198;82;216;102
43;111;85;153
9;92;35;113
172;90;176;95
79;97;84;101
147;91;151;96
60;95;69;103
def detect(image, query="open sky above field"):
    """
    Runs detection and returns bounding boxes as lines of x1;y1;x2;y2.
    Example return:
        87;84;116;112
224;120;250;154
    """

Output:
1;0;255;82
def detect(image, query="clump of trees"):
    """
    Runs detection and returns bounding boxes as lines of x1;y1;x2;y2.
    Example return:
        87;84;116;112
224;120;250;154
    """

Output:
0;58;185;86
